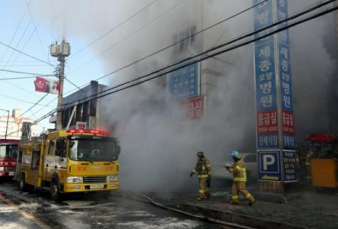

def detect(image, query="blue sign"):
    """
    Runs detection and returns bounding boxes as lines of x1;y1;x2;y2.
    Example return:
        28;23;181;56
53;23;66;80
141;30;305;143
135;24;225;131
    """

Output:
276;0;289;44
253;0;274;46
254;0;279;148
254;41;277;112
277;0;295;149
257;133;279;148
169;61;198;100
258;151;281;181
283;150;297;182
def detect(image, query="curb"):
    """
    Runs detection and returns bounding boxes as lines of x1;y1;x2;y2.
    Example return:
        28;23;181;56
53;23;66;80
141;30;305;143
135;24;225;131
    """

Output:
176;203;309;229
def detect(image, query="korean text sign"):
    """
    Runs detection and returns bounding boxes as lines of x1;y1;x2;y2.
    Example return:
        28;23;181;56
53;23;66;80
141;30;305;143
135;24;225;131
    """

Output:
277;0;295;149
180;96;204;120
169;60;198;100
254;0;278;148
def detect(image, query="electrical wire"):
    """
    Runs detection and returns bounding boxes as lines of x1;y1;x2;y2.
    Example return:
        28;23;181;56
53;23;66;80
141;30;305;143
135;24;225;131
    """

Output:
0;68;54;77
32;1;338;125
16;94;49;118
24;0;54;71
63;0;335;107
70;0;158;59
0;93;53;108
61;0;269;97
0;41;55;67
0;1;30;77
68;0;187;75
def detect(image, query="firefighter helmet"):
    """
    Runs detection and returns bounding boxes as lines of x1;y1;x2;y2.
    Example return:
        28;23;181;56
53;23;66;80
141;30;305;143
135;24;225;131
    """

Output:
197;152;204;157
231;150;240;159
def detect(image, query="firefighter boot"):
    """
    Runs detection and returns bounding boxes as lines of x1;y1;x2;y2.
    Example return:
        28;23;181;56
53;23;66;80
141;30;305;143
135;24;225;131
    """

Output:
205;191;211;200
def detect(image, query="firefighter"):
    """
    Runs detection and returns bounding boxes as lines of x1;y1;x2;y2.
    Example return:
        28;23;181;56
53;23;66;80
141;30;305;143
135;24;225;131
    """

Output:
225;150;255;206
190;152;212;201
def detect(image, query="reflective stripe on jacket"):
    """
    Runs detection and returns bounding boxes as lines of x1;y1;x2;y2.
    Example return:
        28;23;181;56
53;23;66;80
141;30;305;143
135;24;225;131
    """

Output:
229;160;247;182
191;159;212;179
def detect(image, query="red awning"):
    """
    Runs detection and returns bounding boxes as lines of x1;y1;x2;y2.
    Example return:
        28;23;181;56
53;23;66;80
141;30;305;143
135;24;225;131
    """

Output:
306;133;338;144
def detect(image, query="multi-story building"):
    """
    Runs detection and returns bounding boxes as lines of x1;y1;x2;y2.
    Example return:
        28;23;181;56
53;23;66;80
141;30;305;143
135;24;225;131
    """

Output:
0;109;37;140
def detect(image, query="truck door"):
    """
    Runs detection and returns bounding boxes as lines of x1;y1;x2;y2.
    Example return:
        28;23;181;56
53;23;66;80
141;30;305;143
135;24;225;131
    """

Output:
14;150;23;181
43;140;55;181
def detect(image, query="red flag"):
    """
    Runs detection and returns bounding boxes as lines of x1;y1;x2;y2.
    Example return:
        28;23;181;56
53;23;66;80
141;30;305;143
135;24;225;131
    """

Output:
34;77;47;92
34;77;59;94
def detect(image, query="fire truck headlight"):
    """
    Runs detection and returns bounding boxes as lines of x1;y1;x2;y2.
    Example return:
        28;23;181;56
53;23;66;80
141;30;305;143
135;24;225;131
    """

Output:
106;175;118;182
66;176;83;184
0;167;4;171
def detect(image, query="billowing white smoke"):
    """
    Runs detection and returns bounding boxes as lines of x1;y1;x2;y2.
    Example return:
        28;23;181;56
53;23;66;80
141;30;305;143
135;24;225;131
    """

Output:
28;0;337;191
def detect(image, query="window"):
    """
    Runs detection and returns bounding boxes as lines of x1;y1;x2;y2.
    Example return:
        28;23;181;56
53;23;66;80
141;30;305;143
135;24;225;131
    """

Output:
31;151;40;170
48;141;55;155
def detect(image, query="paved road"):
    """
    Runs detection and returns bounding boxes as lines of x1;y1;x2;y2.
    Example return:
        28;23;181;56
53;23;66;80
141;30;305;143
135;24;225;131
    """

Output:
0;181;234;229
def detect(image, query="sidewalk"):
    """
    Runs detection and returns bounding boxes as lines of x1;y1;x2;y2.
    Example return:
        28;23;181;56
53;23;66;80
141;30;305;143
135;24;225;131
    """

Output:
144;189;338;229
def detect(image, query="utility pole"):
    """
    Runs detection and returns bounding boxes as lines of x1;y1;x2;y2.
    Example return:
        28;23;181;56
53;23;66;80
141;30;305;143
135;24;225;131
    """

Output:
0;109;9;140
50;41;70;130
57;56;65;131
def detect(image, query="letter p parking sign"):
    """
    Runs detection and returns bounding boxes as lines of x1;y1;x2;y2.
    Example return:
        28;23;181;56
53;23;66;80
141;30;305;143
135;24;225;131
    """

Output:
258;151;281;181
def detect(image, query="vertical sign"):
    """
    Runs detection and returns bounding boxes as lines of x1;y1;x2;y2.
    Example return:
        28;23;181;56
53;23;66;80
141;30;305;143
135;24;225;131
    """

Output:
276;0;295;149
283;150;297;182
254;0;279;148
180;96;204;119
169;60;198;100
254;0;296;188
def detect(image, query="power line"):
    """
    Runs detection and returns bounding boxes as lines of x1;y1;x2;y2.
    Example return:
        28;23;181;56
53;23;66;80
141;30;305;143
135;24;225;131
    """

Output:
62;0;268;96
0;93;54;107
68;0;187;75
64;0;334;107
24;0;54;70
0;68;54;77
70;0;158;59
33;0;337;126
94;0;268;81
78;3;338;103
0;41;54;66
17;93;49;118
0;1;30;77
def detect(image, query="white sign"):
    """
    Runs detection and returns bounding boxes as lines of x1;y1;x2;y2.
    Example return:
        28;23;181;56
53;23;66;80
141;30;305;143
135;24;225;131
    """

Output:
76;122;87;130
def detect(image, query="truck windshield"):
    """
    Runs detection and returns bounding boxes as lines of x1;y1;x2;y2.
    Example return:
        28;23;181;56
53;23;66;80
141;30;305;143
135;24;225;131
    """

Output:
69;139;118;162
0;145;18;158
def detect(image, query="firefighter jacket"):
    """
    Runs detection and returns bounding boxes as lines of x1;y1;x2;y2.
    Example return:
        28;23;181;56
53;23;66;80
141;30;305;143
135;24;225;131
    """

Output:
191;158;212;179
229;159;247;182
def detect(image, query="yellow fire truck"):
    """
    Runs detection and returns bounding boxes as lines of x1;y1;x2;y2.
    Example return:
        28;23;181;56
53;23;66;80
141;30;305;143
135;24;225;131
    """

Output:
15;129;120;201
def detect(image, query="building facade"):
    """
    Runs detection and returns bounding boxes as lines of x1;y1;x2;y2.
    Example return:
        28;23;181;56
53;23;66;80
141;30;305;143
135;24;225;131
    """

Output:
0;109;37;141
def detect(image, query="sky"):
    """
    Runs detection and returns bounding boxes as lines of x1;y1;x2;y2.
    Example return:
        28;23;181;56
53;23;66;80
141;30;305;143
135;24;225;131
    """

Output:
0;0;337;191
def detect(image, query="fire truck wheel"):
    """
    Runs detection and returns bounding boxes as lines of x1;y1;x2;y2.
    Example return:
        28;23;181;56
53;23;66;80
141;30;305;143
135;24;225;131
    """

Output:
50;180;62;201
20;174;34;192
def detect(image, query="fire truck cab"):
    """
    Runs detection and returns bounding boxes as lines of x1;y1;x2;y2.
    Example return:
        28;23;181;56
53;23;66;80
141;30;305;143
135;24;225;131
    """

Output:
0;139;19;180
16;129;120;201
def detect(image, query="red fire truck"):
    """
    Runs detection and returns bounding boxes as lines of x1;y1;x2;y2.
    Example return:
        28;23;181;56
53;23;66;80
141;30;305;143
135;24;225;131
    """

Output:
0;139;19;180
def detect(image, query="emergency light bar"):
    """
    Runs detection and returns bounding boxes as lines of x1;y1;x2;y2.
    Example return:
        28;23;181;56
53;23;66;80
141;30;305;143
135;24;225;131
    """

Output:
66;129;110;136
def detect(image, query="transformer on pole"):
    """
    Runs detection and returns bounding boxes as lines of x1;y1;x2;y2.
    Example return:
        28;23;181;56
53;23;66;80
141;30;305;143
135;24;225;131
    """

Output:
50;41;71;130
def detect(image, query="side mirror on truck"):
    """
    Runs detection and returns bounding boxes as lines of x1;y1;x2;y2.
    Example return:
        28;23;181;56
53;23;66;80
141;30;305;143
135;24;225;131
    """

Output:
117;145;121;155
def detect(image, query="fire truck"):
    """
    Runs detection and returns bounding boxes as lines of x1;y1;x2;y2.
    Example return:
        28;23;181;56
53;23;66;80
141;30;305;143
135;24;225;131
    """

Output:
15;129;120;201
0;139;19;180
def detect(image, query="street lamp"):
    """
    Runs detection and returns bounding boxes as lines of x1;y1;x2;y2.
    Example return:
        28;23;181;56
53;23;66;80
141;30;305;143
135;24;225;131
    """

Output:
0;109;9;139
